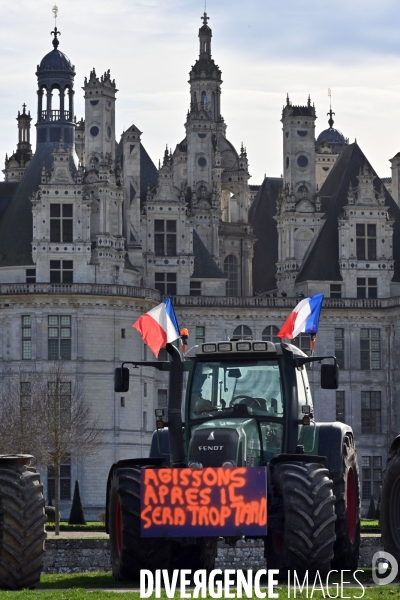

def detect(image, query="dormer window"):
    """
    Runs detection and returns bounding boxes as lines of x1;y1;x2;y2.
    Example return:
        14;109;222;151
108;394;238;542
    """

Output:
50;204;73;243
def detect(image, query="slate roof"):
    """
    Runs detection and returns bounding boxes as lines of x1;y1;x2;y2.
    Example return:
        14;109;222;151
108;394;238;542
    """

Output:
37;49;75;74
297;142;400;282
249;177;283;293
140;145;158;204
0;182;19;220
192;230;225;279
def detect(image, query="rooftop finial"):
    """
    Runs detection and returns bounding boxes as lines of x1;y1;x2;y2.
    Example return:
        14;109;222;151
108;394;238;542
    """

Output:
22;103;26;114
327;88;335;128
51;5;60;49
202;12;210;26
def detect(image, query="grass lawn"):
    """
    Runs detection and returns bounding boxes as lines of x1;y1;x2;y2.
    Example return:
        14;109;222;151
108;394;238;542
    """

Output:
45;521;105;532
0;570;381;598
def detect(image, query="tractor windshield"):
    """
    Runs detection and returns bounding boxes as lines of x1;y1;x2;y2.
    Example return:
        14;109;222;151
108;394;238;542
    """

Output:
189;359;283;419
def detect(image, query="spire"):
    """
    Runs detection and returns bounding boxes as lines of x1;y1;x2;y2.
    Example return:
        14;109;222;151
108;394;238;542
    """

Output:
199;12;212;58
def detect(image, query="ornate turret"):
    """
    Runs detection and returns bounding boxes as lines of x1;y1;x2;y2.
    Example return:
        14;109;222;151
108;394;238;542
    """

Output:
35;26;76;147
188;13;222;122
2;105;33;181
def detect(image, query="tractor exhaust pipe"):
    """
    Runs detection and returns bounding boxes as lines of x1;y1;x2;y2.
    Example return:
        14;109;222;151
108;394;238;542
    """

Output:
166;343;185;468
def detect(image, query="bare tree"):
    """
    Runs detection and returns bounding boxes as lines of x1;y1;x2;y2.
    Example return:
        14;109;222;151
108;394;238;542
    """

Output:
0;371;43;454
0;362;103;535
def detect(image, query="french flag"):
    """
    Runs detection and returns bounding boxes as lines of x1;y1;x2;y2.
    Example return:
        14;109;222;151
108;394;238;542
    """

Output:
133;297;180;357
278;294;324;340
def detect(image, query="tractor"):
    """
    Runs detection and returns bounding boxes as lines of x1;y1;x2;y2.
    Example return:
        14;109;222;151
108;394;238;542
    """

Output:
380;436;400;565
106;337;360;579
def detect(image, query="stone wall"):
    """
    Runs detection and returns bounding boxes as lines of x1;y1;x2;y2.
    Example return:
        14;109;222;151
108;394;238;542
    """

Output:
42;537;382;574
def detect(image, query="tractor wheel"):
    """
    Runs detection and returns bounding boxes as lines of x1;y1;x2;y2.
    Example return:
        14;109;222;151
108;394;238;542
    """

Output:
269;461;336;575
381;450;400;565
170;537;218;573
108;467;171;581
0;456;46;590
331;434;361;571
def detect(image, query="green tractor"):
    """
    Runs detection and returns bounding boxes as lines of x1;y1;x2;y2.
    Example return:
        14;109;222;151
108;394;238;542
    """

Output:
106;338;360;578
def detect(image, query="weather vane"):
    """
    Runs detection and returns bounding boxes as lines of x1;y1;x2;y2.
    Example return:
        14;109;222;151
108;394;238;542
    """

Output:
51;5;61;49
327;88;335;129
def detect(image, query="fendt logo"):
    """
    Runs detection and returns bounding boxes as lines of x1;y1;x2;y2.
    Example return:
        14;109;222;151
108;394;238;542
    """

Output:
207;431;215;440
198;445;224;451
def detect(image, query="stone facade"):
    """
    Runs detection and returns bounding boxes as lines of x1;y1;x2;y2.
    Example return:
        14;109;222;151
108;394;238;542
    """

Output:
0;11;399;518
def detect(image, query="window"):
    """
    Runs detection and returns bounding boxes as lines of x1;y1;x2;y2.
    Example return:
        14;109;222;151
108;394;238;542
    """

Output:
362;456;382;500
361;391;381;434
20;381;31;413
336;391;345;423
154;220;176;256
360;328;381;370
48;381;72;427
357;278;377;299
195;326;206;345
356;224;376;260
232;325;252;340
143;411;147;431
50;204;73;243
143;344;147;361
335;328;345;369
47;458;71;503
48;315;71;360
294;334;311;355
50;260;73;283
224;255;238;296
330;284;341;298
26;269;36;283
262;326;280;344
155;272;177;295
144;382;147;397
22;315;32;360
121;397;125;407
158;389;168;408
121;328;125;339
190;281;202;296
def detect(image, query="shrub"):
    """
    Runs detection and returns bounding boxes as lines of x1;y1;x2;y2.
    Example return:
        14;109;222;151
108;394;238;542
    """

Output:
45;506;60;523
97;511;106;522
68;480;86;525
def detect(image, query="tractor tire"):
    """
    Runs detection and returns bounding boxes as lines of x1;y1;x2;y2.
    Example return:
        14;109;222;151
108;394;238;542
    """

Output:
170;537;218;573
381;449;400;565
108;467;171;581
331;434;361;571
0;458;46;590
267;461;336;576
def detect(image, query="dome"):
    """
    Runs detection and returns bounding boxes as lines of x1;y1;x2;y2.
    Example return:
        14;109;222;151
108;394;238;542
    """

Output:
37;49;74;73
317;127;346;145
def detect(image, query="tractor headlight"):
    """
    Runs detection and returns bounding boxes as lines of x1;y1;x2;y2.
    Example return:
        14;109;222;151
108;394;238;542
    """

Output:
202;344;216;353
222;461;236;468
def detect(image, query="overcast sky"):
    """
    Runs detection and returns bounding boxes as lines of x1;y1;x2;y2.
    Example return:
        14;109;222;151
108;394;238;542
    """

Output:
1;0;400;184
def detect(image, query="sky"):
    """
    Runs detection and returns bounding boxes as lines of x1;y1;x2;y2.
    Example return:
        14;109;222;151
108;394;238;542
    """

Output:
1;0;400;184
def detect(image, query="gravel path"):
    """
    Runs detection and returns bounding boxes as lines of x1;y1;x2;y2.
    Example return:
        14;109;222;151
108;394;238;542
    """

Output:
46;531;109;538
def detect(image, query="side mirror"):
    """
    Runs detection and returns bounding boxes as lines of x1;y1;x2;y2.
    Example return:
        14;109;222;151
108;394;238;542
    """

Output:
321;363;339;389
114;367;129;392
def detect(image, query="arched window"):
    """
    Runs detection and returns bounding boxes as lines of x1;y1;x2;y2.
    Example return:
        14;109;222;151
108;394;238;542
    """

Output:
233;325;252;340
201;91;207;106
262;326;280;344
224;254;238;296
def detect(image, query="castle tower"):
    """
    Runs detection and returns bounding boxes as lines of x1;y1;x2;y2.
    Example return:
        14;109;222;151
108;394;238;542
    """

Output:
281;95;316;202
35;28;76;148
276;96;323;296
3;105;33;181
83;69;117;166
185;13;223;198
